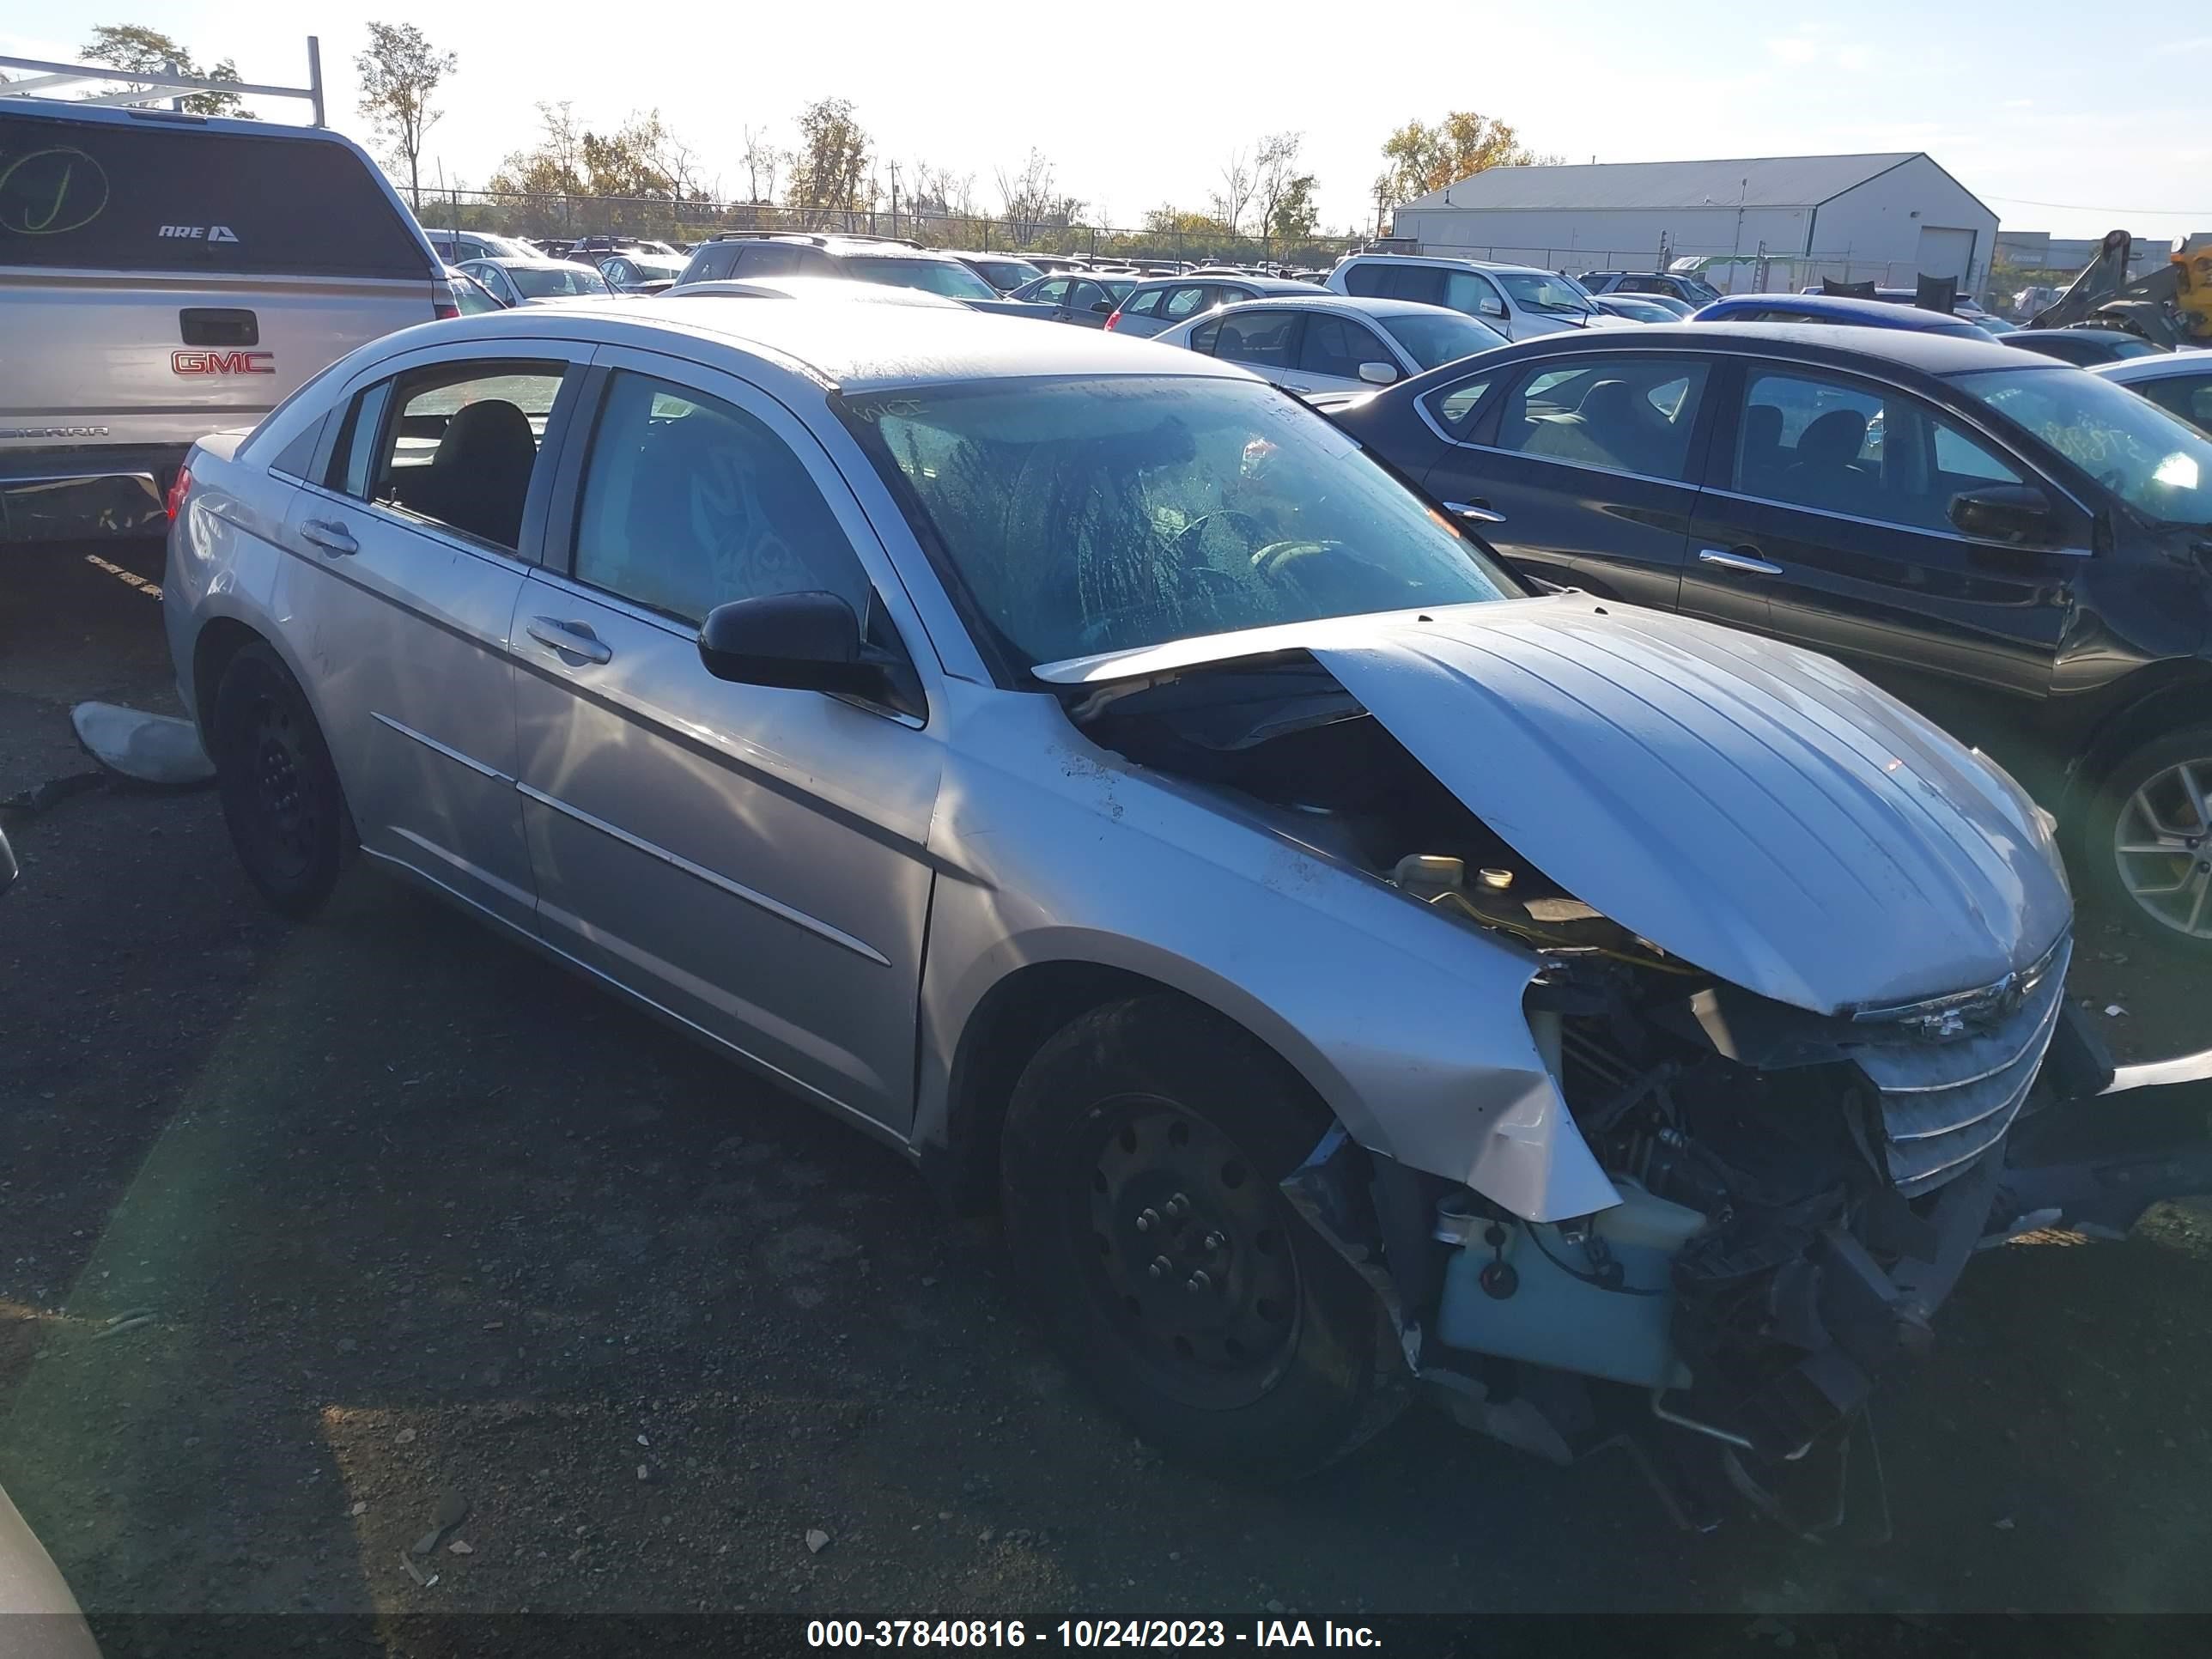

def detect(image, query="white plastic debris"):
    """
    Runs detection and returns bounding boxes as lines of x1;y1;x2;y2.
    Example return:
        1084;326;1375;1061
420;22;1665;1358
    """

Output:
70;702;215;786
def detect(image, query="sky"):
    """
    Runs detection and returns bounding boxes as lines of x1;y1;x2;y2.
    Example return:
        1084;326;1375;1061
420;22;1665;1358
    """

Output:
6;0;2209;243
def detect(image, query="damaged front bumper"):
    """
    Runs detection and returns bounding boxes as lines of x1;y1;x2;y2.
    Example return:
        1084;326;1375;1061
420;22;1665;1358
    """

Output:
1285;1006;2212;1535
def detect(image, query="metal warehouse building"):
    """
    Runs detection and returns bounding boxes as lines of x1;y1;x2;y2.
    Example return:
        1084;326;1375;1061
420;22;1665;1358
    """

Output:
1392;153;1999;295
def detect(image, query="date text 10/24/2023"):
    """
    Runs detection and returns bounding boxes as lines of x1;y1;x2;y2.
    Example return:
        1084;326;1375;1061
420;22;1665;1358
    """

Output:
806;1620;1383;1649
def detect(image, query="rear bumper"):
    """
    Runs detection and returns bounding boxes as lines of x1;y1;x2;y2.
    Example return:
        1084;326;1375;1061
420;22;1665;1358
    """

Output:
0;446;186;543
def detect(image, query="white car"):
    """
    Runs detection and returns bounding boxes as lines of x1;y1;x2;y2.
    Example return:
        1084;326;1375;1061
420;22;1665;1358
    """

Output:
1152;295;1508;400
1327;254;1634;340
2094;349;2212;435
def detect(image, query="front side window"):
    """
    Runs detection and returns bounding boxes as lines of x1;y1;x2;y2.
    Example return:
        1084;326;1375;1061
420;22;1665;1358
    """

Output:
341;362;567;550
1739;368;2028;532
1212;311;1300;372
1952;365;2212;526
573;372;870;625
2136;374;2212;437
1299;315;1395;380
1028;276;1072;307
844;375;1523;665
1496;356;1711;480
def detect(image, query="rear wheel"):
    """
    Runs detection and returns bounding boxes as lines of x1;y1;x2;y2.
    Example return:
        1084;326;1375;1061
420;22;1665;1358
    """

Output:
2081;723;2212;956
1000;995;1402;1478
210;641;349;918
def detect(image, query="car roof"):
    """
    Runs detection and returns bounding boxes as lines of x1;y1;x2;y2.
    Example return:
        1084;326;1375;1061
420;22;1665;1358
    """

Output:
1342;252;1554;278
1133;274;1310;293
442;299;1249;392
1703;292;1982;331
467;257;597;270
2093;352;2201;382
1199;293;1469;321
662;276;966;308
1461;320;2047;377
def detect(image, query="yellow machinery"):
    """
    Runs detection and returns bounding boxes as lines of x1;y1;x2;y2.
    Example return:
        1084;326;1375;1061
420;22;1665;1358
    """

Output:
2030;228;2212;347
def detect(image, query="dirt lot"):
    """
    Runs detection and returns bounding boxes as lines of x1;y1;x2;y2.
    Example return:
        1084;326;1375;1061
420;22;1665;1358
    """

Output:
3;538;2209;1624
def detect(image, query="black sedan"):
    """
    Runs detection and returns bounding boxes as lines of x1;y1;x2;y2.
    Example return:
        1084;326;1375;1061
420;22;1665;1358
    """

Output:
1329;322;2212;952
2004;328;2166;367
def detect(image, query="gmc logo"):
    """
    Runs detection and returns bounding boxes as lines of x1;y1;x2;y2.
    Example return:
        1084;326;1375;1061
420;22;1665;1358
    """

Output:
173;349;274;376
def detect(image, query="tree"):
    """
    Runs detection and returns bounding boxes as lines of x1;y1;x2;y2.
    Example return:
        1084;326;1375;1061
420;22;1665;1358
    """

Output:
82;24;246;116
354;22;456;210
1378;110;1535;205
785;97;871;225
995;149;1081;245
739;125;783;206
1252;133;1316;245
483;101;586;234
1210;147;1255;237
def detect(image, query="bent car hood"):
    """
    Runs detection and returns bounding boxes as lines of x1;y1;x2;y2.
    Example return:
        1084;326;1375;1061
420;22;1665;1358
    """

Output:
1039;596;2072;1014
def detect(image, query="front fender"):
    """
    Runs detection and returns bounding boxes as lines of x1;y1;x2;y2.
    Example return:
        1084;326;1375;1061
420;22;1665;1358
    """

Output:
913;690;1620;1223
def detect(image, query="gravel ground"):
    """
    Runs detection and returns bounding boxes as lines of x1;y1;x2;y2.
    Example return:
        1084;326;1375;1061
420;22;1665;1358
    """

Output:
2;538;2209;1625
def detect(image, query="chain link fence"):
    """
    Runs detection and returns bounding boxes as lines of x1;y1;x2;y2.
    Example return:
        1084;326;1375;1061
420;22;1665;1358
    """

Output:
412;186;1359;270
1412;240;1984;300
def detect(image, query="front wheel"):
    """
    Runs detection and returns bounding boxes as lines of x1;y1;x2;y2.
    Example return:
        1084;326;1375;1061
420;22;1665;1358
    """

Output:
1000;995;1403;1479
2080;723;2212;955
210;641;350;918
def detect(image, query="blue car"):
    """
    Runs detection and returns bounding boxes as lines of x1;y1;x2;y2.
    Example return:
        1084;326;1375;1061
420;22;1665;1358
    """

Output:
1691;291;1989;337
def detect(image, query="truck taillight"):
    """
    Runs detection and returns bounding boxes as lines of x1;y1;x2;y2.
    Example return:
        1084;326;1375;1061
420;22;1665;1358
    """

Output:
433;280;460;320
165;464;193;521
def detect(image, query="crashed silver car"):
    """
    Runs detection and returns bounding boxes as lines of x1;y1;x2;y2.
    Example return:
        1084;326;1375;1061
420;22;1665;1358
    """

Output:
162;303;2212;1530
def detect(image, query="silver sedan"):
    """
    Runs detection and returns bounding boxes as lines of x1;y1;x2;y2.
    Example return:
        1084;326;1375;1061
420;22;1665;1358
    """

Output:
1152;294;1508;400
163;300;2177;1510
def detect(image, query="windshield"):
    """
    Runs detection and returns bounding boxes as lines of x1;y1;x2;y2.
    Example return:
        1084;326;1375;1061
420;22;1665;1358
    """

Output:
508;263;612;297
1378;310;1510;369
842;375;1522;666
850;258;1000;301
1953;365;2212;526
1498;271;1595;315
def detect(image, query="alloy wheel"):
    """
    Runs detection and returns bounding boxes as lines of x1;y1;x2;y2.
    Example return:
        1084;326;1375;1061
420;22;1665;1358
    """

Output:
2113;757;2212;939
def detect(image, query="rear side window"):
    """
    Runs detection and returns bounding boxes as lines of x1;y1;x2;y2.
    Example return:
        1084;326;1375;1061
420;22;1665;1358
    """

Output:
0;112;429;277
1162;284;1212;321
1122;288;1165;319
1341;262;1392;298
332;362;568;551
1498;356;1711;480
680;245;741;283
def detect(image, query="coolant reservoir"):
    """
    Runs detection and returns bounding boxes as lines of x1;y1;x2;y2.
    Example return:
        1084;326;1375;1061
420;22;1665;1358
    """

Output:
1433;1179;1705;1389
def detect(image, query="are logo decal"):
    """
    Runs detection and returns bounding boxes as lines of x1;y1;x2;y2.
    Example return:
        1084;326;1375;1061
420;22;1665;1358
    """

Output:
173;349;275;376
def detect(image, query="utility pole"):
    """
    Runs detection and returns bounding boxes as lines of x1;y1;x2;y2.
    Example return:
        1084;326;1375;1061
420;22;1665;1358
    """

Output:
887;160;899;241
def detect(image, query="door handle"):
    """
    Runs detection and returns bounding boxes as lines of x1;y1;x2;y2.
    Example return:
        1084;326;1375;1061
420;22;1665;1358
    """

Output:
301;519;356;557
1445;501;1508;525
1698;547;1783;576
526;617;613;665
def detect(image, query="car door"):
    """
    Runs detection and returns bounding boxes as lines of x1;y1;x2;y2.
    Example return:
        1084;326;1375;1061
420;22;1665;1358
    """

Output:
1418;350;1717;610
279;342;590;933
1066;279;1119;328
1684;360;2088;723
1023;276;1072;320
510;349;941;1133
1282;312;1400;396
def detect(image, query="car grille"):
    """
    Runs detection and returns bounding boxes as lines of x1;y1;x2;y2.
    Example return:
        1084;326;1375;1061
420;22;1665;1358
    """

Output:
1850;936;2072;1197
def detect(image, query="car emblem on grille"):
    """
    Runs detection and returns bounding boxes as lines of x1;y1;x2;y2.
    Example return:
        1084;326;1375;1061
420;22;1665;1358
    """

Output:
1853;933;2063;1039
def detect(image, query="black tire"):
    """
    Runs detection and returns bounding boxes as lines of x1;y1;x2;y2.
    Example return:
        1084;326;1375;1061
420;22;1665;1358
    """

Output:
210;641;350;918
1000;994;1404;1479
2078;722;2212;957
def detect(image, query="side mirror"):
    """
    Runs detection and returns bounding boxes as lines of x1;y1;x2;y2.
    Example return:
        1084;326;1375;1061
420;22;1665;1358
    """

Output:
1480;298;1507;319
1091;300;1115;313
1358;361;1401;386
1949;483;2059;546
697;592;885;697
